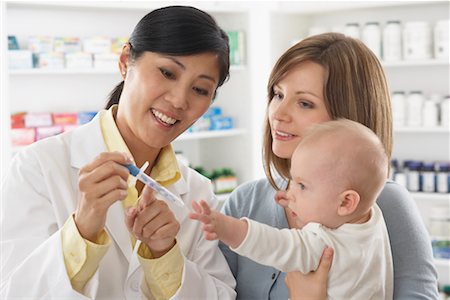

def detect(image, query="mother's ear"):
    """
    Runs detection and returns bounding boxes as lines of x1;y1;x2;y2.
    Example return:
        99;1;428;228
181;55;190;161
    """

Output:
337;190;360;216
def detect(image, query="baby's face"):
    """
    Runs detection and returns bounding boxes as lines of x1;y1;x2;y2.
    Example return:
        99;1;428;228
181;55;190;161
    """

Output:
287;143;343;228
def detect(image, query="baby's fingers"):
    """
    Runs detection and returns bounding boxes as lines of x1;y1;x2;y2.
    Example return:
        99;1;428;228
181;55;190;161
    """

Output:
191;200;203;214
199;200;211;215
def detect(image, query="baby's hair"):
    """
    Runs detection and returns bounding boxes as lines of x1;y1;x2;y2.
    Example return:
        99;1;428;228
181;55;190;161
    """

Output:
299;119;388;210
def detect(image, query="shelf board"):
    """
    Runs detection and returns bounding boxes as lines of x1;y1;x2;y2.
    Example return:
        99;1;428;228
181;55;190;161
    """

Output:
9;65;245;75
175;129;246;141
6;1;251;13
9;68;118;75
382;60;449;68
434;258;450;267
394;127;450;133
411;192;450;201
11;129;247;152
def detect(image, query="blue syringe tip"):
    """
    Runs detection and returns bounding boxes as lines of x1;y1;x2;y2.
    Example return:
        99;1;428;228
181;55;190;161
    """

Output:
126;164;140;176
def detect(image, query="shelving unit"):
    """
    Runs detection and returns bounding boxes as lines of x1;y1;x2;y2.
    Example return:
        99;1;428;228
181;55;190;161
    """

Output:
1;0;449;287
2;1;257;186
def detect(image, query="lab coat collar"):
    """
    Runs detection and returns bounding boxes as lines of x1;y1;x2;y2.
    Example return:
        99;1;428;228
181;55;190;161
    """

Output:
70;115;133;263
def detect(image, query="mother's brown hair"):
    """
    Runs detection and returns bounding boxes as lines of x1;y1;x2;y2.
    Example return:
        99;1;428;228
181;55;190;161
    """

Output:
263;32;392;190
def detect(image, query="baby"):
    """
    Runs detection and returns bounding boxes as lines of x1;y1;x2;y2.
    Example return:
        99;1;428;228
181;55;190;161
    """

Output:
189;119;393;300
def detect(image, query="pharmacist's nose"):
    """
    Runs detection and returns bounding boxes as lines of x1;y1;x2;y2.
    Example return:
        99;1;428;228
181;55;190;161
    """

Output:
167;87;189;110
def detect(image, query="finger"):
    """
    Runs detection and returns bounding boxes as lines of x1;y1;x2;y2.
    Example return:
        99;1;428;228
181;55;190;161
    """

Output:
98;188;129;207
139;185;157;210
142;211;176;239
189;213;212;225
150;221;180;240
204;232;218;240
317;247;334;279
81;152;132;174
191;200;202;214
80;160;130;190
133;202;161;235
124;207;138;232
199;200;211;215
82;174;128;202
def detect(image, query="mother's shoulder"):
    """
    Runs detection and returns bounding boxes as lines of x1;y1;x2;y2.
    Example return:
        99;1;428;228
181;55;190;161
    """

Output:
377;180;414;210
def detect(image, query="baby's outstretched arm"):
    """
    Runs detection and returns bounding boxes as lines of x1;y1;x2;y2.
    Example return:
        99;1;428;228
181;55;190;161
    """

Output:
189;200;248;249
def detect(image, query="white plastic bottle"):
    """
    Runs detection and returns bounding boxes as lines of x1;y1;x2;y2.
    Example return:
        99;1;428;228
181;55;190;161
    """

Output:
406;91;425;127
362;22;381;58
391;91;406;128
422;99;439;127
440;95;450;128
434;19;450;60
403;21;432;60
383;21;402;61
344;23;361;39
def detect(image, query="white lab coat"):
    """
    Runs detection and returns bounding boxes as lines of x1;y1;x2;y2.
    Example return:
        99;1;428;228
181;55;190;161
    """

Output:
0;115;236;299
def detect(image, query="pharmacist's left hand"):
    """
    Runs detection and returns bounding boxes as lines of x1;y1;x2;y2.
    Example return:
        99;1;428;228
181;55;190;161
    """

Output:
125;185;180;258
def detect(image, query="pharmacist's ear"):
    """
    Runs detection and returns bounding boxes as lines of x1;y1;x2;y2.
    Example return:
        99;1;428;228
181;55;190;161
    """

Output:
119;43;131;79
337;190;360;216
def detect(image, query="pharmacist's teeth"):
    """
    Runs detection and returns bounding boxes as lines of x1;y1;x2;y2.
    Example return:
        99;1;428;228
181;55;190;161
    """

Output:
152;109;177;125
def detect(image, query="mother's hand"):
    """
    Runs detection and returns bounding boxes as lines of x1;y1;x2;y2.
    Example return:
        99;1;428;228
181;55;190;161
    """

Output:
285;247;334;300
125;185;180;258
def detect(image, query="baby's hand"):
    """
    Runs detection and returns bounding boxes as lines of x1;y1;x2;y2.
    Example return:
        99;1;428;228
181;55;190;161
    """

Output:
189;200;220;240
275;190;290;208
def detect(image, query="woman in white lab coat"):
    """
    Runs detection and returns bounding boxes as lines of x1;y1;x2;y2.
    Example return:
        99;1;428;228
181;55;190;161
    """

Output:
1;6;236;299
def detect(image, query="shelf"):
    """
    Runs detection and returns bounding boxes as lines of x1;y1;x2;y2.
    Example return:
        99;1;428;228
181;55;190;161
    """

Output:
9;69;118;75
394;127;450;133
411;193;450;201
382;60;449;68
175;129;246;141
11;129;247;153
9;65;246;75
435;258;450;267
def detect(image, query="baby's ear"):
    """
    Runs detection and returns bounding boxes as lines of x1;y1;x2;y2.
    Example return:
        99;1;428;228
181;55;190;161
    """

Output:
337;190;360;216
274;190;289;208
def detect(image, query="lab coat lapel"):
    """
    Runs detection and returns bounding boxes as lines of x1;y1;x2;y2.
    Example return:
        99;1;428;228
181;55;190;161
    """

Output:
70;116;133;263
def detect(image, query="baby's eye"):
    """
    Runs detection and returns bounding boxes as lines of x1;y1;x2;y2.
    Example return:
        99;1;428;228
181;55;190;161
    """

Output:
298;183;306;190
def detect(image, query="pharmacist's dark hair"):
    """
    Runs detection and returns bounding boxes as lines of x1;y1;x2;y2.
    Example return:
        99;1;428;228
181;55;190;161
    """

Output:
106;6;230;109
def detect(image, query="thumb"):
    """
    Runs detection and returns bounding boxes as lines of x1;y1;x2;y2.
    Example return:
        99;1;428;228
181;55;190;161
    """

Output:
140;185;156;210
124;207;138;232
317;247;334;279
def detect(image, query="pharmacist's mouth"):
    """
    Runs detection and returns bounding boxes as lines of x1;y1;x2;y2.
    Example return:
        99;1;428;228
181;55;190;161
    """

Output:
151;108;179;126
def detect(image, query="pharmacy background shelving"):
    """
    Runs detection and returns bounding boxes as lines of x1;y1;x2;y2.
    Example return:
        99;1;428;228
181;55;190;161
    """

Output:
1;0;449;287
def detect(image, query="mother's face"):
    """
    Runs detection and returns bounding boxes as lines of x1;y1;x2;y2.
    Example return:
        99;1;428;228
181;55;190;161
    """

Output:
268;61;331;159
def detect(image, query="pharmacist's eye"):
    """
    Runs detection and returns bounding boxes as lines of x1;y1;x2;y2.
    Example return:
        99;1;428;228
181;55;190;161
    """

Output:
159;68;175;80
193;86;210;97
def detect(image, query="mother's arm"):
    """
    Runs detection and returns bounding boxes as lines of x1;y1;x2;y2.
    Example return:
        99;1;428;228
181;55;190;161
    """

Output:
378;181;439;299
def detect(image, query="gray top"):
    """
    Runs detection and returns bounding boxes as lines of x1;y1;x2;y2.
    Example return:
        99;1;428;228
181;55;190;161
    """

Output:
220;178;439;300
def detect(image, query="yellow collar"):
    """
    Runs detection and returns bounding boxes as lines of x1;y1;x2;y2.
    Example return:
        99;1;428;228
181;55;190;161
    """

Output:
99;105;181;187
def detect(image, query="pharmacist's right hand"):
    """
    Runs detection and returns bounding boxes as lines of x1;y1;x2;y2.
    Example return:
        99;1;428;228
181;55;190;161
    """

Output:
75;152;132;242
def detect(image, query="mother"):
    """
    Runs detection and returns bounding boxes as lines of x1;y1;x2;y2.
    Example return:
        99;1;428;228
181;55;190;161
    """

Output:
220;32;439;299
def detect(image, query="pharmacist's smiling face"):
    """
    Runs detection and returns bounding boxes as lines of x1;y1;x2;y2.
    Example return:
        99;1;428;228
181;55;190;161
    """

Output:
268;61;331;159
117;51;219;149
